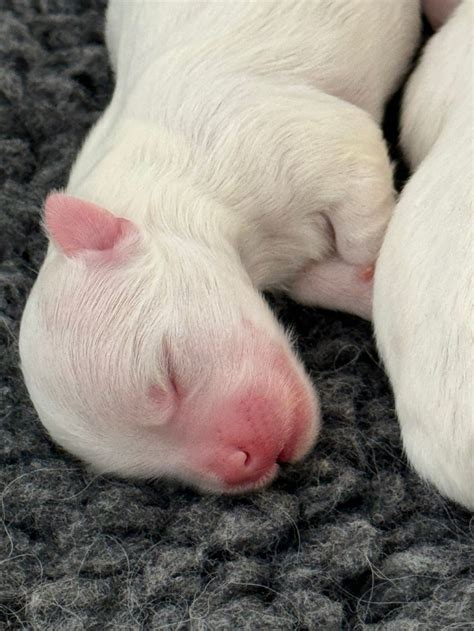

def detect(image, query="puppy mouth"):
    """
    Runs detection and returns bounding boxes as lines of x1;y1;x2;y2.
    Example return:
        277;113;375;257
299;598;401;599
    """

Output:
191;413;315;495
222;462;280;495
191;462;280;495
224;435;309;495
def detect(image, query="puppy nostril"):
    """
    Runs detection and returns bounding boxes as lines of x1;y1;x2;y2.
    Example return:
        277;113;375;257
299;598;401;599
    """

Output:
228;449;252;470
219;445;281;487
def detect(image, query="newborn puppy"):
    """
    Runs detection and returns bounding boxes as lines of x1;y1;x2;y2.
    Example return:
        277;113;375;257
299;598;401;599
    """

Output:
374;0;473;509
20;1;420;493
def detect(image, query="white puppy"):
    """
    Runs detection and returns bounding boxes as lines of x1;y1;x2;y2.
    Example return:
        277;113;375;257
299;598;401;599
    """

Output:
20;1;420;493
374;1;473;510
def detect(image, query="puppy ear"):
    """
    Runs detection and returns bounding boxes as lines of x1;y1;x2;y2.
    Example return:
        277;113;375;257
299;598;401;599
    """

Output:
44;193;137;257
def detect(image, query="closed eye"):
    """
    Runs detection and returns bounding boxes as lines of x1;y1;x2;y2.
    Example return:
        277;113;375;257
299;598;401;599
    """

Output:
150;338;185;406
169;373;182;399
164;336;185;399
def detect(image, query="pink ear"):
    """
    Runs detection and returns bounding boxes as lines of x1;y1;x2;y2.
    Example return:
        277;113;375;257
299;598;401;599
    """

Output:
44;193;135;257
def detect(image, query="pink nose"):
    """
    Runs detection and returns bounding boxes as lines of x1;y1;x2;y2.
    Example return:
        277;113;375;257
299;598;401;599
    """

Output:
198;388;304;488
212;441;283;487
181;347;319;491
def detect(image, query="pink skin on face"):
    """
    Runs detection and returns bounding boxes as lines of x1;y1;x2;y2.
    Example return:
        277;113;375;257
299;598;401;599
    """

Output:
160;342;319;493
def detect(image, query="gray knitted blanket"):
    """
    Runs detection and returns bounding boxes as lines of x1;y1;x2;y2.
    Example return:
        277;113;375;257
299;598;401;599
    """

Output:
1;1;472;628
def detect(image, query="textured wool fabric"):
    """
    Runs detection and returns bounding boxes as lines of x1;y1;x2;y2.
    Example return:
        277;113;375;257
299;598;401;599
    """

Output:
1;1;472;629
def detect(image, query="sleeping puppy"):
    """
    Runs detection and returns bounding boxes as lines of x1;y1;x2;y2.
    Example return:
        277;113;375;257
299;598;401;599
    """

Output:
20;1;420;493
374;0;473;510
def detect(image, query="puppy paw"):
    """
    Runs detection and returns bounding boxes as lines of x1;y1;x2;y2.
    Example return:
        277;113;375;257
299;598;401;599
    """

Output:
288;257;374;320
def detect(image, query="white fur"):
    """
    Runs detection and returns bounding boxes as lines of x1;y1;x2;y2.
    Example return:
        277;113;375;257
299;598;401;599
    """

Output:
20;1;420;492
374;1;474;510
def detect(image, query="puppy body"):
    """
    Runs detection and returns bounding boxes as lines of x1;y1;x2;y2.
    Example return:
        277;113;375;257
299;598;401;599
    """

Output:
374;2;473;509
69;1;421;291
20;1;420;492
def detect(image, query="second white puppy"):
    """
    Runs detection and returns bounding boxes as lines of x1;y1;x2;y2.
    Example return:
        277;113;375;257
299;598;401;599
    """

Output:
374;1;473;510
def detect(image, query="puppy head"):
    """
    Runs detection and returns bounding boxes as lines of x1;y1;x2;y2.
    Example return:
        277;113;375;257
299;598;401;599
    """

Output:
19;193;320;493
